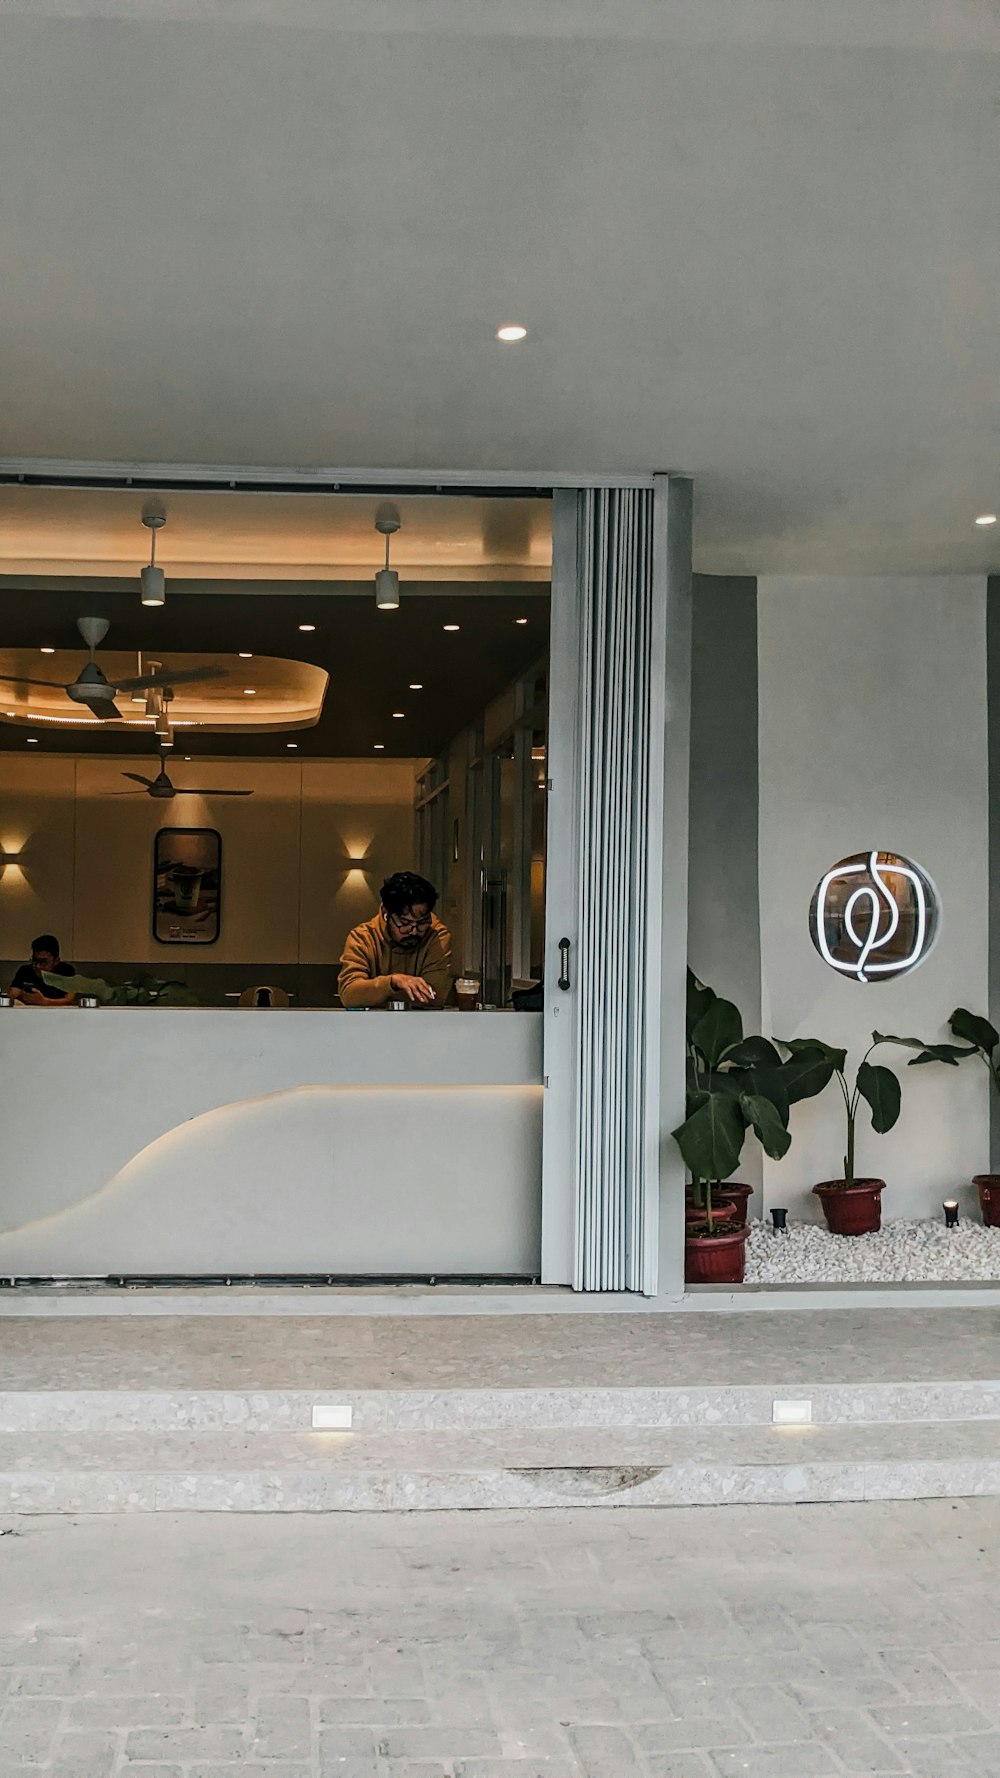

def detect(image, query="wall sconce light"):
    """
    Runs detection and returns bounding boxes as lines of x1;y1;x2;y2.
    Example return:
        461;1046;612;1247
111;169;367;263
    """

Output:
943;1200;960;1228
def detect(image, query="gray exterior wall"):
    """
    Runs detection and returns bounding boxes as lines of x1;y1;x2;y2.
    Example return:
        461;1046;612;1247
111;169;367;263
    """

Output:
990;577;1000;1166
687;575;760;1028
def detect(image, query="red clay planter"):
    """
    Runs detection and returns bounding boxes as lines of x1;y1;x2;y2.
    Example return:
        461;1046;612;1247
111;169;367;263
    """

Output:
974;1175;1000;1227
684;1223;750;1284
813;1177;885;1236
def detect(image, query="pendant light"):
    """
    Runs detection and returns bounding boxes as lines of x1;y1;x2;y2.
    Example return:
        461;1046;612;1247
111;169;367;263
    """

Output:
374;506;401;610
140;509;167;607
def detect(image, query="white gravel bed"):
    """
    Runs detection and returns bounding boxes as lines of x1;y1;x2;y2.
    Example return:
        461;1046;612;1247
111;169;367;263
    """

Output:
745;1217;1000;1283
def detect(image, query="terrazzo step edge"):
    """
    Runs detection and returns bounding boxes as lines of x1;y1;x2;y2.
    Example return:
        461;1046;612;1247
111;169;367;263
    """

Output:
2;1423;1000;1512
4;1378;1000;1431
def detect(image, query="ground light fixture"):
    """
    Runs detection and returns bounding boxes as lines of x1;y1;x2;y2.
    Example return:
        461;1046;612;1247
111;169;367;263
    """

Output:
40;646;55;654
496;324;528;342
770;1207;788;1232
392;711;404;719
374;507;401;610
943;1200;960;1227
975;514;997;526
140;509;167;607
409;682;423;690
239;651;253;658
298;623;316;633
515;617;529;625
443;623;460;632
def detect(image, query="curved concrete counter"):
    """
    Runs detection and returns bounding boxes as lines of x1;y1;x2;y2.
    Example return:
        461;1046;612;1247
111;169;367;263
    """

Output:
0;1010;543;1277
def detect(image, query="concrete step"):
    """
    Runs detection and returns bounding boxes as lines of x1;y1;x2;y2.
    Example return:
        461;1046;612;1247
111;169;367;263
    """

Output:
4;1376;1000;1432
3;1420;1000;1513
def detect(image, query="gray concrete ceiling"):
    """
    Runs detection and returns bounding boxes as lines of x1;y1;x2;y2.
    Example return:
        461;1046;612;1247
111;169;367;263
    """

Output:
1;1;998;574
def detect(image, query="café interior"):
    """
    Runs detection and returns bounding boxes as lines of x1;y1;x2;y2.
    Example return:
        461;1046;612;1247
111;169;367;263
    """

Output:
0;485;551;1012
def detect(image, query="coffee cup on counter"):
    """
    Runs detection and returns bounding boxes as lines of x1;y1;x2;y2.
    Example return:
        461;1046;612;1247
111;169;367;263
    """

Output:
455;976;480;1011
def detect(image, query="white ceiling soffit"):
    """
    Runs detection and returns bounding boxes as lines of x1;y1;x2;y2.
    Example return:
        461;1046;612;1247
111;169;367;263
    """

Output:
1;2;999;574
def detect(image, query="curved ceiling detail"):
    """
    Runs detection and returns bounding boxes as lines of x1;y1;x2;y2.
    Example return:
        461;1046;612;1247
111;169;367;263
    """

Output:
0;651;329;732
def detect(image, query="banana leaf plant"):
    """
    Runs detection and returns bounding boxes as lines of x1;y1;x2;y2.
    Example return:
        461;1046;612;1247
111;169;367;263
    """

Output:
873;1008;1000;1093
773;1034;903;1186
42;968;199;1006
674;972;833;1230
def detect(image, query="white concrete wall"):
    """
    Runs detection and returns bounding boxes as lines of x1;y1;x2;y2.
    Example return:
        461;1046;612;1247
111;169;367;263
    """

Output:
0;1010;542;1274
757;576;990;1221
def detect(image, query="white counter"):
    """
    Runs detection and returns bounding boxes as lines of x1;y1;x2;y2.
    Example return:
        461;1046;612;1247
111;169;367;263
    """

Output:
0;1010;543;1277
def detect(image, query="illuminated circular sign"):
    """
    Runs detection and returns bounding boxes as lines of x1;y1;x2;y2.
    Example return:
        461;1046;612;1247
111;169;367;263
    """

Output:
809;850;939;984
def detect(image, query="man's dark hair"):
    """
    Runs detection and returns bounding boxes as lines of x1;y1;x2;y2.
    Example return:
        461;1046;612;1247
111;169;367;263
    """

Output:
31;933;60;957
380;872;438;916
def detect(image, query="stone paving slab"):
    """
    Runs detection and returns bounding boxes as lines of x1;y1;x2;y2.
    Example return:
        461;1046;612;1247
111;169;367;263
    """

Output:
2;1421;1000;1512
1;1502;1000;1774
2;1306;1000;1390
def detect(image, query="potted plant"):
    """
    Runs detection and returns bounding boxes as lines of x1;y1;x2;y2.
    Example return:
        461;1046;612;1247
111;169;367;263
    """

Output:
774;1035;904;1235
875;1010;1000;1224
676;972;827;1282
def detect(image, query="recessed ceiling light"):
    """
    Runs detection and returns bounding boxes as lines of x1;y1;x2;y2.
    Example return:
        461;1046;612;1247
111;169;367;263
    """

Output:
515;617;529;625
26;737;38;744
976;513;997;526
287;742;298;749
443;623;460;633
374;743;385;750
299;623;316;632
239;651;253;658
243;688;256;696
496;324;528;342
184;756;191;761
409;682;423;690
40;646;55;654
392;711;405;719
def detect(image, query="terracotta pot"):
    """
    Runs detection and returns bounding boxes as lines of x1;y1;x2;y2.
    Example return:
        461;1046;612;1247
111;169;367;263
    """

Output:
684;1183;752;1228
974;1175;1000;1227
684;1223;750;1285
813;1178;885;1237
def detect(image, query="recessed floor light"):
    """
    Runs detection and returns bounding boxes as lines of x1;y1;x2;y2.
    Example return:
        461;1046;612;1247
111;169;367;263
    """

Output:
26;737;38;744
40;646;55;654
409;682;423;690
392;711;405;719
443;623;460;633
976;514;998;526
287;742;298;749
515;617;529;625
243;688;256;696
374;743;385;750
496;324;528;342
184;756;192;762
239;651;253;658
299;623;317;632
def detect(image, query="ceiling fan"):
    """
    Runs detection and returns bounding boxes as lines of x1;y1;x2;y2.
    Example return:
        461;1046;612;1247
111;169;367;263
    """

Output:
0;616;224;721
120;757;253;799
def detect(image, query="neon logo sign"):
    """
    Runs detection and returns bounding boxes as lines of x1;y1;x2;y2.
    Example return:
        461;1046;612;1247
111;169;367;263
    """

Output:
809;850;939;984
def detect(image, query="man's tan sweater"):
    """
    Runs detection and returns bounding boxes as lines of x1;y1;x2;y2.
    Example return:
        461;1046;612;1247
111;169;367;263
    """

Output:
338;912;454;1008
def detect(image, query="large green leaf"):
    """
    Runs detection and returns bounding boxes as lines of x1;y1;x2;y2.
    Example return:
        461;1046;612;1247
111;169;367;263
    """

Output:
724;1036;782;1070
672;1092;746;1183
40;969;112;1003
857;1061;901;1134
691;997;744;1070
775;1049;839;1104
949;1008;1000;1059
906;1044;978;1067
739;1067;790;1127
779;1037;849;1069
686;969;717;1041
739;1092;791;1162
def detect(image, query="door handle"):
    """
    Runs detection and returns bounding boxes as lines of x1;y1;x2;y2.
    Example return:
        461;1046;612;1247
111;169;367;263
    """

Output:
558;937;571;992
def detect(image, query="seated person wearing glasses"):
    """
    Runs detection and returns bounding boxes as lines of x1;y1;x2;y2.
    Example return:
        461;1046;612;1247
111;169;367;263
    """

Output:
339;872;453;1008
9;933;76;1006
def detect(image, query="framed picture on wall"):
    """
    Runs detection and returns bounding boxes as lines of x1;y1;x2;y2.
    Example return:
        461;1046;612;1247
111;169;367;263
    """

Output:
153;827;222;945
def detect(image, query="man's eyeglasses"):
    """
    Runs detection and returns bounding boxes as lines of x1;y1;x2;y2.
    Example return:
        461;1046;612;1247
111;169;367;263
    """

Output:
387;910;431;934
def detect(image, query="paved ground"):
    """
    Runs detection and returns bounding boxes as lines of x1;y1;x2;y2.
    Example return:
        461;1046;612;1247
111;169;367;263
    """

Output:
4;1307;1000;1389
2;1501;1000;1775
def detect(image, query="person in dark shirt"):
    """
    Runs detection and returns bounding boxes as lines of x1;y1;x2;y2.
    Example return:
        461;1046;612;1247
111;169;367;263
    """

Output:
10;933;76;1005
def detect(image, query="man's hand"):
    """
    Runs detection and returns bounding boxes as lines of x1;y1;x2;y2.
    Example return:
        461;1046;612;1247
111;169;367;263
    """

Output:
390;973;436;1006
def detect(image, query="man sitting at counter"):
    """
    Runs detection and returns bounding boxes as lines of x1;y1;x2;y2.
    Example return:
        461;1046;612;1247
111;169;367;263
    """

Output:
339;872;453;1008
9;933;76;1005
